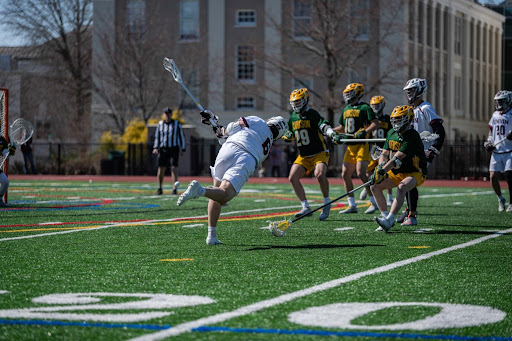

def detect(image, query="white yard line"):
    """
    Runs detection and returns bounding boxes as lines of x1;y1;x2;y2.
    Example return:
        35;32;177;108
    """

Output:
129;228;512;340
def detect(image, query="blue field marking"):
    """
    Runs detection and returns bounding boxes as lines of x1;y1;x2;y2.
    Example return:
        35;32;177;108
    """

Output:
1;319;511;340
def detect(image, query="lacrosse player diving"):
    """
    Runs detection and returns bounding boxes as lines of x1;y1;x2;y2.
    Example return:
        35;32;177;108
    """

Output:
177;111;288;245
484;90;512;212
370;105;428;232
396;78;445;227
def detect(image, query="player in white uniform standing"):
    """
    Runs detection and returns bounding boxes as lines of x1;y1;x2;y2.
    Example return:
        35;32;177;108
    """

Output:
177;110;288;245
484;90;512;212
397;78;445;226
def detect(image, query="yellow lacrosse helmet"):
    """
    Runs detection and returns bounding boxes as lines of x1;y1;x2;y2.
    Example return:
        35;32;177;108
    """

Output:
343;83;364;103
289;88;309;112
370;95;385;114
390;105;414;132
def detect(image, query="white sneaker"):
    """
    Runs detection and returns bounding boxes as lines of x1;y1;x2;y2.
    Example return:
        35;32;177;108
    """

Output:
294;207;312;218
364;204;377;214
339;205;358;214
319;204;331;221
374;216;395;232
507;204;512;212
206;236;222;245
359;188;368;200
498;198;506;212
387;199;393;207
177;180;203;206
375;226;384;232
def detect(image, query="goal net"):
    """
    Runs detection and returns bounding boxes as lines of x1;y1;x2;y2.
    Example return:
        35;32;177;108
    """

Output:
0;88;8;203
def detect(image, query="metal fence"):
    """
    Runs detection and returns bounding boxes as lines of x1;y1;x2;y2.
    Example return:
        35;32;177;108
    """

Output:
8;137;491;180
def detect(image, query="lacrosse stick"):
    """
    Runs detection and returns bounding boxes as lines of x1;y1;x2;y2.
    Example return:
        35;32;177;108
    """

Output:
493;130;511;148
370;144;384;161
0;118;34;169
163;57;218;128
269;180;372;237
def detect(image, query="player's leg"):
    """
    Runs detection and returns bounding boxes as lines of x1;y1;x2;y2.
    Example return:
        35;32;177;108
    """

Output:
370;178;394;214
170;148;180;195
504;155;512;212
356;145;376;214
401;187;418;226
156;166;166;194
340;161;357;213
314;160;331;221
206;179;237;245
362;159;378;200
156;149;169;195
0;172;9;206
288;160;311;217
489;153;506;211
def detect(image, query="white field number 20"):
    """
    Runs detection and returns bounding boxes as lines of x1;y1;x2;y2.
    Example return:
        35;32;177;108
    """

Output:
0;291;505;329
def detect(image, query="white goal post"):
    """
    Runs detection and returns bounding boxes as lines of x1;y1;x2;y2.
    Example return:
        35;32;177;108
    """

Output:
0;88;8;203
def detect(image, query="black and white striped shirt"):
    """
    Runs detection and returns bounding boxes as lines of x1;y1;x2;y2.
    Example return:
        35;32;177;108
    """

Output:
153;120;186;151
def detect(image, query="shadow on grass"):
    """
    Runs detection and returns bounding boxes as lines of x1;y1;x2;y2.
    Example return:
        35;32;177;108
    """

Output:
242;244;385;251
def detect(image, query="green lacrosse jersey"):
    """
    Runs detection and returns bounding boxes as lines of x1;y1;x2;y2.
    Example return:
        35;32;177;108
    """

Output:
384;128;428;176
286;108;330;157
371;115;391;147
339;102;377;144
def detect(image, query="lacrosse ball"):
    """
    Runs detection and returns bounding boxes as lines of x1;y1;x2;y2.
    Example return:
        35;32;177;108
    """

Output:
464;177;468;181
89;179;93;184
174;181;181;189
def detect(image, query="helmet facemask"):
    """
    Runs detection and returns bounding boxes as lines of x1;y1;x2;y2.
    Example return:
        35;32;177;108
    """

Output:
403;78;427;105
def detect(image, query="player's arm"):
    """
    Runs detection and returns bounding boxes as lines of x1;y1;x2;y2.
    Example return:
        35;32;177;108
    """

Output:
426;119;445;161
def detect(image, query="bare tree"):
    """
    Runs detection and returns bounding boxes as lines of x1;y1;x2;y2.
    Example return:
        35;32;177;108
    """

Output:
0;0;92;142
254;0;407;124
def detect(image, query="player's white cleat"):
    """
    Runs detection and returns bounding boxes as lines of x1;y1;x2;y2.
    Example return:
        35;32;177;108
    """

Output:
359;188;368;200
319;204;331;221
498;198;506;212
206;236;222;245
507;204;512;212
295;207;312;218
339;205;357;214
374;216;395;232
365;204;377;214
177;180;203;206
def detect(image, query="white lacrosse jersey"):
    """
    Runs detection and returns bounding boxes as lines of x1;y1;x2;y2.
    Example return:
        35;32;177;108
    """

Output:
412;101;442;149
225;116;273;165
488;109;512;154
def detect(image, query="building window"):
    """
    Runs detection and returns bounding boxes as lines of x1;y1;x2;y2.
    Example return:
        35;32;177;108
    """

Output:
454;16;462;56
180;0;199;41
292;0;312;39
236;97;255;109
350;0;369;40
126;0;145;41
236;45;255;81
179;69;199;109
454;76;462;110
236;10;256;27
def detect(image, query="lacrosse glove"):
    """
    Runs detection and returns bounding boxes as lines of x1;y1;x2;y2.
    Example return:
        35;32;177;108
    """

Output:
484;140;495;153
507;131;512;140
331;133;343;145
368;166;387;185
7;143;16;156
200;110;219;126
355;129;367;139
282;130;294;142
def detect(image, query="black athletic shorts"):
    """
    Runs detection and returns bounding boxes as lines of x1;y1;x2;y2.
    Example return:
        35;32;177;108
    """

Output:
158;147;180;167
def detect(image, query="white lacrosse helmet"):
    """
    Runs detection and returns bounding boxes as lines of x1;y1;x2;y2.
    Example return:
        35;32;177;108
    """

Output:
267;116;288;140
403;78;427;105
494;90;512;112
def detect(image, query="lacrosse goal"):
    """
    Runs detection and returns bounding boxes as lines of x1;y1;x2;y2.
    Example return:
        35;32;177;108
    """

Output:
0;88;8;203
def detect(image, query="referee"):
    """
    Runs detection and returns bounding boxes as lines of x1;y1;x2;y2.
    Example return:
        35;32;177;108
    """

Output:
152;107;186;195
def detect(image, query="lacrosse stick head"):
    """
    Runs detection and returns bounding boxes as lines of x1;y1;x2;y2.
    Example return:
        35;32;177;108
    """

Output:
163;57;183;83
419;131;439;143
370;144;383;161
268;219;292;237
9;118;34;146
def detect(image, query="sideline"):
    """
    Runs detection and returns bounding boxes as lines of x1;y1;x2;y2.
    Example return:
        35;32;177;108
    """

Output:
129;228;512;340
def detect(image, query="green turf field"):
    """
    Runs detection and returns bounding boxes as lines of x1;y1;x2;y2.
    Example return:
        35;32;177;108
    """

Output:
0;179;511;340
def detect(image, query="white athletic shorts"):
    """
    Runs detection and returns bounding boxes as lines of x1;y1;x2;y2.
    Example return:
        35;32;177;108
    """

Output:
489;152;512;172
210;142;257;193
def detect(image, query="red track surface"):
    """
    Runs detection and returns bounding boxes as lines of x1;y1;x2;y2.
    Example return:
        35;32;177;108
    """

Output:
10;174;502;188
